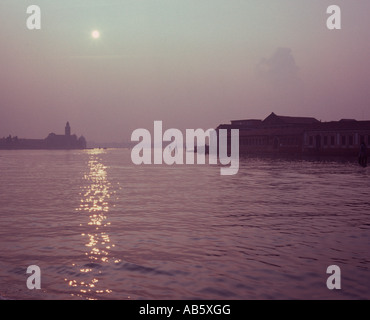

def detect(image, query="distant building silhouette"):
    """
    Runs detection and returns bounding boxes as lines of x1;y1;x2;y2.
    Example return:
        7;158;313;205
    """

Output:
0;122;86;150
65;122;71;136
216;112;370;158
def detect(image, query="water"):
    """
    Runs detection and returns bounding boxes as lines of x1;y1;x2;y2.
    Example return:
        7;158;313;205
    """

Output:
0;149;369;300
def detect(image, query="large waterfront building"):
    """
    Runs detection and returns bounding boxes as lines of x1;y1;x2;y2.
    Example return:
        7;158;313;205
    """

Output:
217;112;370;157
0;122;86;150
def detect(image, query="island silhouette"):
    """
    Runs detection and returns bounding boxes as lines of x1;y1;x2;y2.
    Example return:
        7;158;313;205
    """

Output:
0;122;86;150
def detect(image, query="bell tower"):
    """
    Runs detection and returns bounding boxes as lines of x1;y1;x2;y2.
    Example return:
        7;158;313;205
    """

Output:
65;122;71;136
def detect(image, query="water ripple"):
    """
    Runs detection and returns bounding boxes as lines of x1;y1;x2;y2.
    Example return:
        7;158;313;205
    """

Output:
0;150;369;299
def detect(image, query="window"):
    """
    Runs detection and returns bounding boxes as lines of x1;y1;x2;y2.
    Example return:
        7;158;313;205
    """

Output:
349;136;353;146
324;136;328;146
368;135;370;145
309;136;313;146
342;136;346;146
360;135;365;144
331;136;335;146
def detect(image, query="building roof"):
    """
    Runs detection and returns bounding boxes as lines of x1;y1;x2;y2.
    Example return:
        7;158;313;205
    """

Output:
230;119;262;124
263;112;320;126
306;120;370;132
217;113;370;134
239;127;306;137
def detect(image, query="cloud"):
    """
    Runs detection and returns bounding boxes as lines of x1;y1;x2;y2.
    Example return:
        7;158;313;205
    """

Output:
257;47;301;87
255;48;305;114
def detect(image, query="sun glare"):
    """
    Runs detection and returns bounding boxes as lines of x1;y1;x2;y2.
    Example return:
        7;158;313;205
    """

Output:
92;30;100;39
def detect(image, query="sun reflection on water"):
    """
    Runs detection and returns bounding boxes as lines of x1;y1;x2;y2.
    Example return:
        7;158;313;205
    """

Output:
65;149;120;299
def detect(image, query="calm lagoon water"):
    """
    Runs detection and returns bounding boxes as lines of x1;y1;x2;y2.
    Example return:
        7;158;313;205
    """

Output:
0;149;369;300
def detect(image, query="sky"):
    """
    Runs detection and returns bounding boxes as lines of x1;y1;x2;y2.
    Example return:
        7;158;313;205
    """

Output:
1;0;370;143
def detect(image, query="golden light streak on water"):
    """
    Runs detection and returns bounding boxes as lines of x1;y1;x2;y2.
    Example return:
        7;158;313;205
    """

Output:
65;149;121;299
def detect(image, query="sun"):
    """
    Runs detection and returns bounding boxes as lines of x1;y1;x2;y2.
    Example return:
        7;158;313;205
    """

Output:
91;30;100;39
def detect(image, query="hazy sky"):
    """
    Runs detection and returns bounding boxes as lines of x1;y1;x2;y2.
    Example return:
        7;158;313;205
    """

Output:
1;1;370;142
